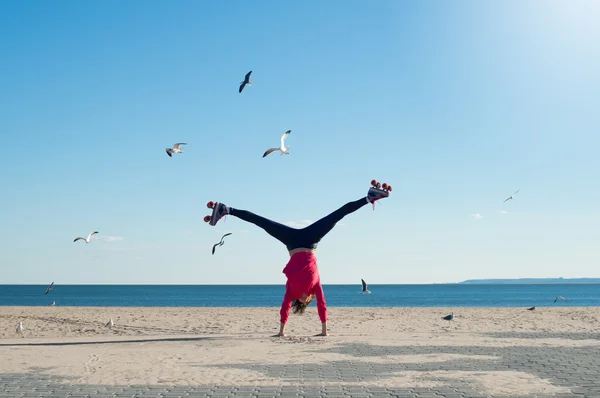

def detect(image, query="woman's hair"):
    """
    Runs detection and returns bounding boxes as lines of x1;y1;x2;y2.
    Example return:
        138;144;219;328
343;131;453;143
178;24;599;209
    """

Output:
292;295;314;315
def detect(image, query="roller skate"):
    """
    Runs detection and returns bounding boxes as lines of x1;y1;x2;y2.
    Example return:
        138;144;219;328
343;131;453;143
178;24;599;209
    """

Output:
367;179;392;210
204;201;229;226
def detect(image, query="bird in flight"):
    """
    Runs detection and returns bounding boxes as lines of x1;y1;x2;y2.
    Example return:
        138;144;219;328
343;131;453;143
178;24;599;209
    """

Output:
360;279;371;294
442;312;454;321
166;143;186;157
263;130;291;158
554;296;566;303
212;233;232;255
45;282;54;295
503;189;520;203
239;71;253;93
74;231;99;244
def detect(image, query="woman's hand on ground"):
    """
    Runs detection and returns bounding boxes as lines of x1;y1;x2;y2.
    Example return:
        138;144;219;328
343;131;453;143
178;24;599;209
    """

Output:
276;323;286;338
316;322;328;336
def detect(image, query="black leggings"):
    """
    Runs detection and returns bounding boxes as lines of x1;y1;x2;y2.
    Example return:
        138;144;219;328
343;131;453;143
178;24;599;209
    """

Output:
229;198;368;251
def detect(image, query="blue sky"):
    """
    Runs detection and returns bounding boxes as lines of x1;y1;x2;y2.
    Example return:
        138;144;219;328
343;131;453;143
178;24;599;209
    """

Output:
1;0;599;284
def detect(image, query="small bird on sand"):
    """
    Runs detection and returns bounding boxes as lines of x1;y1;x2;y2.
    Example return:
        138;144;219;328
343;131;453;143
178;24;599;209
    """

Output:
74;231;99;244
360;279;371;294
239;71;253;93
50;301;56;306
554;296;566;303
166;143;186;157
263;130;291;158
503;189;520;203
442;313;454;321
527;306;536;311
45;282;54;295
16;322;24;337
106;318;114;329
212;233;232;255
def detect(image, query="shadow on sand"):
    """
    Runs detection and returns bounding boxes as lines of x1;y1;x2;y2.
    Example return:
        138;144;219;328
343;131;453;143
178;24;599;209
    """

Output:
0;335;222;347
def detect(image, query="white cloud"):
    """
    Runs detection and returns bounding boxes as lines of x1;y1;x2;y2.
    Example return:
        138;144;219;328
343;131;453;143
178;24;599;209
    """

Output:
98;243;159;252
470;214;483;219
284;220;313;228
96;236;124;242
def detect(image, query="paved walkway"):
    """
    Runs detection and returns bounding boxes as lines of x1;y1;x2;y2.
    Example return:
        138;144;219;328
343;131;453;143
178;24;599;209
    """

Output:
2;331;600;397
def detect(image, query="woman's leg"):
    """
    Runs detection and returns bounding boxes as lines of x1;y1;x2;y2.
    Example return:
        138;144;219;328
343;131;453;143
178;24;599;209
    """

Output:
207;180;390;248
228;207;296;246
300;197;368;244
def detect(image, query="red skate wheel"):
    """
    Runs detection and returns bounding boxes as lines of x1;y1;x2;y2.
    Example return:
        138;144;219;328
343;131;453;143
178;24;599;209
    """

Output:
387;185;392;192
207;201;214;209
376;182;381;189
371;179;377;187
382;183;388;190
203;215;211;223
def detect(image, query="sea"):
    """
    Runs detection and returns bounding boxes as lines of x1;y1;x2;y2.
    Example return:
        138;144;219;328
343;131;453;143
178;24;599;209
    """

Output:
1;284;599;307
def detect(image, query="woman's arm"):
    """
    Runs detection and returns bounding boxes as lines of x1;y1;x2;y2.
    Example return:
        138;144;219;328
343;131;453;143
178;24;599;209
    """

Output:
317;321;328;336
278;322;286;337
313;282;328;336
278;289;293;336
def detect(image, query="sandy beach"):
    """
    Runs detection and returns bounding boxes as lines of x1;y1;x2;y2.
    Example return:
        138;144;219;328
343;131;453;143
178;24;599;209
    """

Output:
1;306;600;396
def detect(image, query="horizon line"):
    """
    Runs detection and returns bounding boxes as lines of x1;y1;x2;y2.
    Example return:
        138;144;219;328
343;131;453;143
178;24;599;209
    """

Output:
3;278;600;286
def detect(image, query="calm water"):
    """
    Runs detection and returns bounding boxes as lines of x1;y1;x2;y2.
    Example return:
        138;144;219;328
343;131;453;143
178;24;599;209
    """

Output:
1;284;599;307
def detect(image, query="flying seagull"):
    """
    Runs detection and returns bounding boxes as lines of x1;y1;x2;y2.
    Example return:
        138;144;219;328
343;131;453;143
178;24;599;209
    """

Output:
360;279;371;294
442;312;454;321
212;233;232;255
527;306;536;311
16;322;24;337
503;189;520;203
45;282;54;295
239;71;252;93
74;231;99;244
106;318;114;329
166;143;186;157
263;130;291;158
554;296;566;303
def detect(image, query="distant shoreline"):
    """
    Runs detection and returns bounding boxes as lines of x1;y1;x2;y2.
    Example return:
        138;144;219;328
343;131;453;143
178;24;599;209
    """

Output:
458;278;600;284
2;279;600;286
